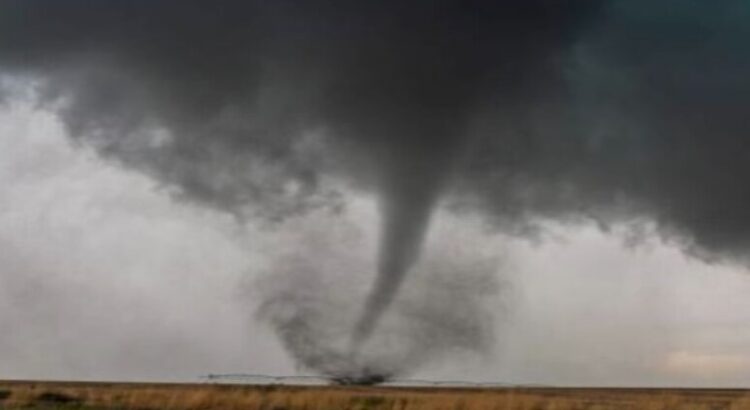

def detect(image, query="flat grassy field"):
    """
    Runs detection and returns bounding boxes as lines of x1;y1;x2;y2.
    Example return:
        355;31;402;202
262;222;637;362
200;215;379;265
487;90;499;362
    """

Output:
2;380;750;410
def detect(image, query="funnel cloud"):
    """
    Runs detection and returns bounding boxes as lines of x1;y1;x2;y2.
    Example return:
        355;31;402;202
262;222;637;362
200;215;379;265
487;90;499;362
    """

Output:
254;214;503;379
1;0;749;377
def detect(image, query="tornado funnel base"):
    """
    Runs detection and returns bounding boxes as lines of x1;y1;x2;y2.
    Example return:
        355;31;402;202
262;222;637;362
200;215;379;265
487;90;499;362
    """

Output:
329;371;391;386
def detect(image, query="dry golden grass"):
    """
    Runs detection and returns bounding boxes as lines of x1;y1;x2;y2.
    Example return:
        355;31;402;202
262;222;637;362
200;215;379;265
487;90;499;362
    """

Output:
2;381;750;410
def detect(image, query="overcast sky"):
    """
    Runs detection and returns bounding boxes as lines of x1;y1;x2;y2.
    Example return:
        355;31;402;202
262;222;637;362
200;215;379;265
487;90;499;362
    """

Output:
3;95;750;387
1;1;749;387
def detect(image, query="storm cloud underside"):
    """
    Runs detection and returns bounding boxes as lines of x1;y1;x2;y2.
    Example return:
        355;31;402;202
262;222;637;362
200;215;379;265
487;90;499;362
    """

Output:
1;0;749;376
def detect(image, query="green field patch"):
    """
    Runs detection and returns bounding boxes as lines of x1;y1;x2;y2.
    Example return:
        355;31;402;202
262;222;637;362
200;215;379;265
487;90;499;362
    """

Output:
36;391;83;406
350;395;388;409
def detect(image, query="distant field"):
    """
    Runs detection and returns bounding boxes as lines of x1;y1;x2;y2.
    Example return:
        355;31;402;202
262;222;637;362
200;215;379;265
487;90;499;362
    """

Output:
2;380;750;410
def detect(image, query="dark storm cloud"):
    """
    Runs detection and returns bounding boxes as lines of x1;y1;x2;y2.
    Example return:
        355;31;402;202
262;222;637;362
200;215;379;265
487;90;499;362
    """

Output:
0;0;599;216
454;1;750;262
0;0;600;344
1;0;749;369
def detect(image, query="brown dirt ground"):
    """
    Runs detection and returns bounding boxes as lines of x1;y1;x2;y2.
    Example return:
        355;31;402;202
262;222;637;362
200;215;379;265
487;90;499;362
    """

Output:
2;380;750;410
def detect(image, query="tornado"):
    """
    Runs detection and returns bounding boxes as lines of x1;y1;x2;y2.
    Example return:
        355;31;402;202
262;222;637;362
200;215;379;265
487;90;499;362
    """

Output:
353;130;461;346
22;0;750;380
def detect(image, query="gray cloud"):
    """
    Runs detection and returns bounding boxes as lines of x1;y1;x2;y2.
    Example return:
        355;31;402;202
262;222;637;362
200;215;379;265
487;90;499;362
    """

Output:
455;1;750;261
7;104;750;387
1;0;749;378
